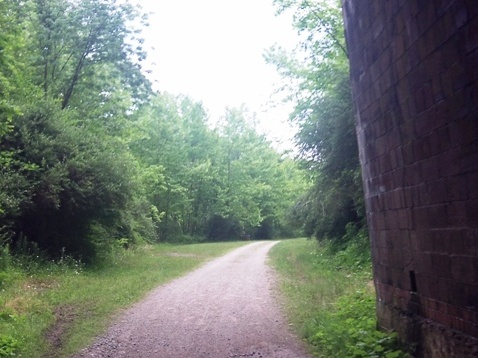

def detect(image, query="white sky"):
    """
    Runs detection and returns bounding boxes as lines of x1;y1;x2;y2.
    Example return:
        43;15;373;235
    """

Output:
132;0;300;151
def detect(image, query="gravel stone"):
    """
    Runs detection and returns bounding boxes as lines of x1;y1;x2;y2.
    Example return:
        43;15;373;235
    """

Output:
73;241;311;358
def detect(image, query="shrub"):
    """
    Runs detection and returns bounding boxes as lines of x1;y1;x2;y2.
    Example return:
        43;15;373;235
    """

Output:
0;335;18;357
309;290;406;358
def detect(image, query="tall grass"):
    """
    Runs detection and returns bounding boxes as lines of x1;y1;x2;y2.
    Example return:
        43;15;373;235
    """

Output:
269;238;407;358
0;241;248;357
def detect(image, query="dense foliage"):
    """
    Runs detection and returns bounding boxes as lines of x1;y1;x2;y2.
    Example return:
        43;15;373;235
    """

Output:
267;0;366;243
0;0;307;262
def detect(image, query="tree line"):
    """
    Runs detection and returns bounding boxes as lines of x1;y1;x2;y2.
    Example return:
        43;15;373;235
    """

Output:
0;0;307;262
267;0;366;245
1;0;365;263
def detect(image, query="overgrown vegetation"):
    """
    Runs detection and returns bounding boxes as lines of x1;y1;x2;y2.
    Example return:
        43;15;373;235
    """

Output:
1;0;405;356
0;0;307;264
0;241;248;357
270;238;408;358
267;0;365;243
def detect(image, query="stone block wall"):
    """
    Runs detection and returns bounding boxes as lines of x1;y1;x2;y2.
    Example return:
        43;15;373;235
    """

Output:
342;1;478;356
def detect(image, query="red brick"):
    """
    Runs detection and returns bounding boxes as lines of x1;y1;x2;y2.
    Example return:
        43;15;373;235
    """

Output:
445;175;468;201
465;15;478;53
441;35;462;69
405;163;421;186
426;297;439;310
398;209;413;229
413;136;432;161
428;126;451;155
432;253;452;279
375;230;388;249
426;275;440;298
435;230;457;254
456;229;477;256
438;147;463;176
415;252;433;274
424;306;437;321
409;230;419;251
428;178;448;204
447;202;468;226
467;172;478;199
464;282;478;306
446;303;464;319
437;277;452;302
466;199;478;227
413;207;429;228
451;317;465;332
417;183;431;205
462;307;478;323
429;204;450;228
451;255;477;283
420;157;441;182
463;321;478;339
449;280;468;306
392;267;408;288
344;0;478;348
432;101;451;129
448;92;468;121
436;311;453;327
453;3;468;28
420;230;436;252
402;248;413;270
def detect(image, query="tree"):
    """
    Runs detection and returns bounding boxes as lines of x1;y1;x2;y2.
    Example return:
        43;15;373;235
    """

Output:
0;0;37;224
0;0;309;260
0;98;140;259
210;106;307;240
128;97;307;242
0;0;154;259
267;0;365;242
128;93;218;241
29;0;150;110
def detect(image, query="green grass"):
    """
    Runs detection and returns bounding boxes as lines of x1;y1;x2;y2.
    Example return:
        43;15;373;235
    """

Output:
0;241;248;357
269;238;407;358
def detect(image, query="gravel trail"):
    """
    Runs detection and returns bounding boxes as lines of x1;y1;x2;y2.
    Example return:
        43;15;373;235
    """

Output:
74;241;311;358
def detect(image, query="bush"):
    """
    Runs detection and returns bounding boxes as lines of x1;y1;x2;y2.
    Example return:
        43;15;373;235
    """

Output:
0;335;18;357
1;98;139;261
309;290;406;358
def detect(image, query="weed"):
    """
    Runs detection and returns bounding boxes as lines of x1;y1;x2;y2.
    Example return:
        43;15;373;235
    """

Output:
309;290;406;357
0;335;18;356
270;238;408;358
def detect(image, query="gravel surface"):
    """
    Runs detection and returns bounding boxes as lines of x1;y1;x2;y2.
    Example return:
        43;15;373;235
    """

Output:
74;241;311;358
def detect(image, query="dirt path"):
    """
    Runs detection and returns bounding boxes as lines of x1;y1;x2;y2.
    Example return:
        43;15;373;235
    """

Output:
74;241;311;358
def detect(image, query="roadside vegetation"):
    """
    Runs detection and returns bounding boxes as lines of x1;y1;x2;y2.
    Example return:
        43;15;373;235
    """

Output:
0;0;307;268
1;1;407;357
270;237;408;358
265;3;409;353
0;241;248;357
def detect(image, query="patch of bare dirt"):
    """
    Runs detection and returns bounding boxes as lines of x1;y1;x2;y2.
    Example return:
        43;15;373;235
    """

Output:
73;241;311;358
44;305;78;356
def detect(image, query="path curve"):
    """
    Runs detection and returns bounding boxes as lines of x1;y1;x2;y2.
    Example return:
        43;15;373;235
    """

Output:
74;241;311;358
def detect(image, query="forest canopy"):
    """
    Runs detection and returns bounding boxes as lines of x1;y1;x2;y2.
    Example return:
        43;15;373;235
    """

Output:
0;0;308;261
0;0;365;263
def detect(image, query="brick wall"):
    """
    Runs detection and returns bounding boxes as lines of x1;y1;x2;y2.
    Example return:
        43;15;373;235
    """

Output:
342;1;478;356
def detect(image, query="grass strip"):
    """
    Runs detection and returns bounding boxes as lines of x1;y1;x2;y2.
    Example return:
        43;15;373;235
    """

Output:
269;238;407;358
0;241;248;357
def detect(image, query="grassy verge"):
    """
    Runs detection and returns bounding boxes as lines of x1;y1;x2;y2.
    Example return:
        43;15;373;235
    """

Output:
0;241;248;357
269;238;407;358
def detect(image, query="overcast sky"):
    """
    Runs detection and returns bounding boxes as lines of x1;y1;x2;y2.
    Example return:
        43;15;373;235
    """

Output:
134;0;300;150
